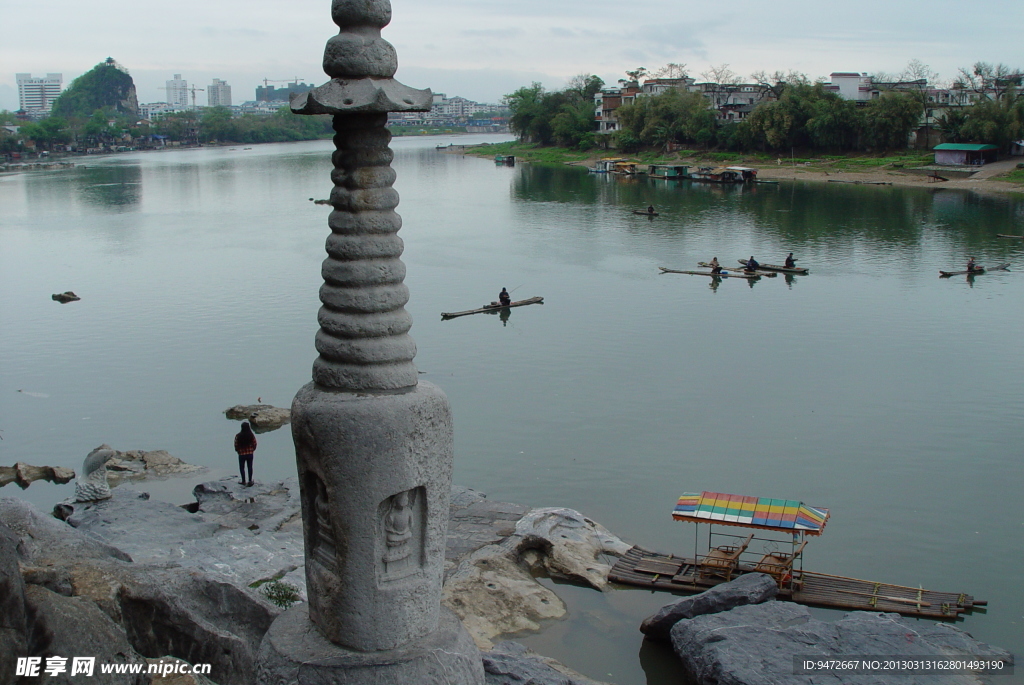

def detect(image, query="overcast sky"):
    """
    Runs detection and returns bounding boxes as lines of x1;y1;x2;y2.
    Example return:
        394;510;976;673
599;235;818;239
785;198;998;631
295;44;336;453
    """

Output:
2;0;1021;111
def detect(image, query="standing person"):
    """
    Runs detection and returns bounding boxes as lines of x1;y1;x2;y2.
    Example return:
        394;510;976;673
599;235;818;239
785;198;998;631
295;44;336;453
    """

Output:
235;421;257;486
499;287;511;306
784;253;797;268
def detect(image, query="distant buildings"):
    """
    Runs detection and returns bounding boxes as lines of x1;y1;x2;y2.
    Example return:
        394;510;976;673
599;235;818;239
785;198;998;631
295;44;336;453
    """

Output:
255;81;312;103
16;73;62;116
166;74;189;108
208;79;232;107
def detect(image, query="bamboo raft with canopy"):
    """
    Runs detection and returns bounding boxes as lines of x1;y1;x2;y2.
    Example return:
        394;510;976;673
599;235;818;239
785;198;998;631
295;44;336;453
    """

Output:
441;296;543;319
608;490;985;620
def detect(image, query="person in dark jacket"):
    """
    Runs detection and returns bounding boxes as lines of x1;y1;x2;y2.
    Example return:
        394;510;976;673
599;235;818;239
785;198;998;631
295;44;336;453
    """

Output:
234;421;257;486
746;256;760;272
499;287;511;306
784;253;797;268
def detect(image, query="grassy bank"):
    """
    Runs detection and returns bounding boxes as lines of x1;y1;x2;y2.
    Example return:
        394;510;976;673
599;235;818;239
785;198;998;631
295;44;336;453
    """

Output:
463;142;937;172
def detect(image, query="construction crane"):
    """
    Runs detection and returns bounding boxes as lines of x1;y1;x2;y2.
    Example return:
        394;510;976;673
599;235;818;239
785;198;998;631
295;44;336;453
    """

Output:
262;77;305;87
156;85;205;109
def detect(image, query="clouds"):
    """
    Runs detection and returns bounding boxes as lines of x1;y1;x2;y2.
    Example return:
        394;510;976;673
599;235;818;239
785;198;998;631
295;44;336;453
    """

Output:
2;0;1022;109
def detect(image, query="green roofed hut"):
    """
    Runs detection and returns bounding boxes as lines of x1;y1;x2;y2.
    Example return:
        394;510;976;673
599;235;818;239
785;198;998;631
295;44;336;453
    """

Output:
933;143;999;166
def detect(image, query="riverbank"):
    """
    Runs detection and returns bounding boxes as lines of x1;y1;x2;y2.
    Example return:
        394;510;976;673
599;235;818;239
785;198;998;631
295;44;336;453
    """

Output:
458;142;1024;195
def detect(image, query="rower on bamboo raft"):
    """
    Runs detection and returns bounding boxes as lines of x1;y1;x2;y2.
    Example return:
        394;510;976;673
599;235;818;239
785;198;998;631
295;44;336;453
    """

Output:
785;252;797;268
709;257;723;274
745;256;760;272
499;287;511;306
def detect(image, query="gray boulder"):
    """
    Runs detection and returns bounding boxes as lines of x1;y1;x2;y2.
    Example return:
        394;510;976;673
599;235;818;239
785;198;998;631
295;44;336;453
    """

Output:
0;497;131;564
224;404;290;433
483;641;612;685
670;601;1013;685
23;584;148;685
640;572;778;642
0;523;28;680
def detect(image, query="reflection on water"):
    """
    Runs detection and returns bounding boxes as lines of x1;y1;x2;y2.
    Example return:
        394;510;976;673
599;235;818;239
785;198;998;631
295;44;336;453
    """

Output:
2;138;1024;685
78;164;143;207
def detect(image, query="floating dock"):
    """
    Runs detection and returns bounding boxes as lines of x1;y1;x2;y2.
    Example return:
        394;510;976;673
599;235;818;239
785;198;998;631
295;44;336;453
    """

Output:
609;546;984;620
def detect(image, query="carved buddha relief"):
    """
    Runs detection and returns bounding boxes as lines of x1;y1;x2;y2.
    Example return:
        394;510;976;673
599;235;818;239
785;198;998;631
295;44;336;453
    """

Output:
308;473;338;572
378;486;425;582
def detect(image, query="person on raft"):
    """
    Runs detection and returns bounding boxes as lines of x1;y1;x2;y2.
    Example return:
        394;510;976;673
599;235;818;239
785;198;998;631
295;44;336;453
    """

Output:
784;253;797;268
709;257;723;274
647;205;655;215
967;256;979;273
499;287;512;306
745;256;760;272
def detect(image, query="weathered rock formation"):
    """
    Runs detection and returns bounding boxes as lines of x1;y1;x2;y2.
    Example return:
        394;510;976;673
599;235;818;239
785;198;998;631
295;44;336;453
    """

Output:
483;641;612;685
0;462;75;489
670;601;1013;685
224;404;291;432
640;572;778;642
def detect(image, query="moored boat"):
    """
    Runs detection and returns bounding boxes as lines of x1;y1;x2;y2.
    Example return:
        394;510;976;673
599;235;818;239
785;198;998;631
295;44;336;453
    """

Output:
736;260;809;274
441;296;543;319
691;166;757;183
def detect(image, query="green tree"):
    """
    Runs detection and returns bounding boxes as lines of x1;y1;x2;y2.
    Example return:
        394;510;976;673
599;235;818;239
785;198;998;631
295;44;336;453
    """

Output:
19;117;72;149
861;92;921;150
806;96;859;150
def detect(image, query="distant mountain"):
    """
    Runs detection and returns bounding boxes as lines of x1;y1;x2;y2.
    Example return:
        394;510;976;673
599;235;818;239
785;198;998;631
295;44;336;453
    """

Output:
52;58;139;119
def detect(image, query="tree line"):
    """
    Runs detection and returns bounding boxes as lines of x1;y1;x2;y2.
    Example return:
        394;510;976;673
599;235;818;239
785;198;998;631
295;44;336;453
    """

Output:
503;61;1024;154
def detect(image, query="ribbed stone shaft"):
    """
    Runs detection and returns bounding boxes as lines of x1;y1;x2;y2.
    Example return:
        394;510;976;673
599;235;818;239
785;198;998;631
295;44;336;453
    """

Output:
313;112;417;391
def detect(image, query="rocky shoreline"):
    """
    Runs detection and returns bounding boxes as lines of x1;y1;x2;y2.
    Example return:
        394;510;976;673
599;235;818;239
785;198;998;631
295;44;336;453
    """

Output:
0;470;1012;684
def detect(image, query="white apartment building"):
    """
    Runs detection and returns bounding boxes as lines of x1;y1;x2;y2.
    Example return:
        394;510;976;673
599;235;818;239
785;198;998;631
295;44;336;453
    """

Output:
16;73;63;114
166;74;189;107
208;79;232;107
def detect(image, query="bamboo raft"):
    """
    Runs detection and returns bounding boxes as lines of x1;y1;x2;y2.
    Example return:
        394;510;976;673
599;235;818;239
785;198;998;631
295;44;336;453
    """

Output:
735;260;809;274
698;262;777;277
996;234;1024;239
939;262;1009;277
441;296;543;319
659;267;759;279
608;546;984;620
633;210;659;216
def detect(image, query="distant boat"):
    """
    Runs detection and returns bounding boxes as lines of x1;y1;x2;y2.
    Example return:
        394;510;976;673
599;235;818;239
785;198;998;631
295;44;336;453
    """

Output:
659;267;759;279
939;262;1009;277
996;234;1024;239
633;210;659;216
735;260;808;274
691;166;757;183
698;262;777;277
441;296;543;319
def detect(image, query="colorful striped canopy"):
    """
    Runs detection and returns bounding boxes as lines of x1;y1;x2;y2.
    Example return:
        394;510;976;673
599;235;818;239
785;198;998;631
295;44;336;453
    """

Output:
672;491;830;535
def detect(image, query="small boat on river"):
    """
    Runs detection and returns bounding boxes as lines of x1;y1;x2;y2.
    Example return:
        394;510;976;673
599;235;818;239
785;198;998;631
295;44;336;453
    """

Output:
939;262;1009;277
441;296;543;319
996;234;1024;239
633;210;659;216
691;166;757;183
659;267;759;279
698;262;777;277
736;260;809;274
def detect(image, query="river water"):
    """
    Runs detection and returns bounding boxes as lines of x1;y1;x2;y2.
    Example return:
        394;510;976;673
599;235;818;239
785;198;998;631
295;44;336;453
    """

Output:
1;135;1022;683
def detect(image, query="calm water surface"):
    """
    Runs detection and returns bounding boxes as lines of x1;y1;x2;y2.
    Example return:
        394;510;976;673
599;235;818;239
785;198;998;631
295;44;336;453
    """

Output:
2;136;1023;683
